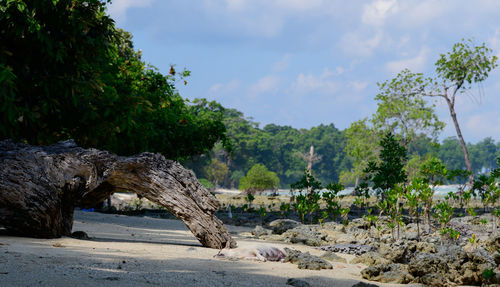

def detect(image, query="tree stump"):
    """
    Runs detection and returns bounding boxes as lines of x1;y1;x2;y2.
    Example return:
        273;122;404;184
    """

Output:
0;140;236;249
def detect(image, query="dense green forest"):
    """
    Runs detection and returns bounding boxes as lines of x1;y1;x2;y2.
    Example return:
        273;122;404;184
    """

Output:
183;105;500;188
183;108;348;188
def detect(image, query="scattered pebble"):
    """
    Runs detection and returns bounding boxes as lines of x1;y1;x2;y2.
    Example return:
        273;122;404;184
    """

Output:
71;231;90;240
286;278;310;287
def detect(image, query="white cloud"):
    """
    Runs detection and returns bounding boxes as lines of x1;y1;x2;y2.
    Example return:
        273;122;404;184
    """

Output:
340;30;384;57
465;112;500;138
248;75;280;98
201;0;346;39
290;68;339;95
224;0;248;12
202;0;285;38
362;0;399;26
488;27;500;58
335;66;344;75
208;80;241;98
394;1;447;29
107;0;153;24
274;0;324;12
272;53;292;72
397;35;411;49
386;47;429;74
349;81;368;92
216;0;334;13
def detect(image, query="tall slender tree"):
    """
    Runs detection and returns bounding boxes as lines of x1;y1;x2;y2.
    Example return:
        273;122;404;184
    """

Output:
378;39;498;184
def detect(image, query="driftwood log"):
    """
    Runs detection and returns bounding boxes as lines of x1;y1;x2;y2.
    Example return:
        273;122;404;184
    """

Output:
0;140;236;249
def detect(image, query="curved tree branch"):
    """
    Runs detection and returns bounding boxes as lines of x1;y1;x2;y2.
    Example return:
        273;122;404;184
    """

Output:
0;140;236;249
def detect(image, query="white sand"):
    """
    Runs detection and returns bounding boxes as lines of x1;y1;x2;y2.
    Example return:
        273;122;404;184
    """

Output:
0;211;416;287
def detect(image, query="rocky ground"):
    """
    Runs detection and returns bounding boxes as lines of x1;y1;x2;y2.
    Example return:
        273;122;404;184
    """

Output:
98;193;500;286
245;215;500;286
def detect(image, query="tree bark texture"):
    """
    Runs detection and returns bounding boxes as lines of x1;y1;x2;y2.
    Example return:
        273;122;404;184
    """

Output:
0;140;236;249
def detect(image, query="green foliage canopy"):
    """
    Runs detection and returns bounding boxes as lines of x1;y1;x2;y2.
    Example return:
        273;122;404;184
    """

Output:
374;69;445;146
205;158;229;188
376;39;498;180
365;132;408;196
239;164;279;193
341;119;380;186
0;0;227;159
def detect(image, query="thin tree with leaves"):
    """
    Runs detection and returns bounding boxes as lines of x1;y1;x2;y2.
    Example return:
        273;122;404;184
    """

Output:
378;39;498;185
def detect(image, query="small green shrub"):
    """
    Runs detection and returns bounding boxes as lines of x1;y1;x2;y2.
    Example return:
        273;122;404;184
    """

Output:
279;202;291;218
362;208;378;228
439;227;460;245
323;182;344;222
258;205;267;223
198;178;214;190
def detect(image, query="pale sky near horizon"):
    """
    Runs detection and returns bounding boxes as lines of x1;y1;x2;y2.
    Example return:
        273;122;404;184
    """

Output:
107;0;500;143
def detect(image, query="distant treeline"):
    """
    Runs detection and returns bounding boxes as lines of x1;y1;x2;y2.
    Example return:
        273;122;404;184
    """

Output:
183;108;500;189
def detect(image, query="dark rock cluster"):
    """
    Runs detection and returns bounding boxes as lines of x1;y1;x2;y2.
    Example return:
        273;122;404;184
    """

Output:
316;243;376;255
283;247;333;270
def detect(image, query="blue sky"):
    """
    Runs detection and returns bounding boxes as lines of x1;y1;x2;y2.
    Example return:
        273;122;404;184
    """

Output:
107;0;500;143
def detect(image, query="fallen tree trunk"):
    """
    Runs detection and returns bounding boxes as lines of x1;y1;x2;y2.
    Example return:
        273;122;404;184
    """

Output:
0;140;235;249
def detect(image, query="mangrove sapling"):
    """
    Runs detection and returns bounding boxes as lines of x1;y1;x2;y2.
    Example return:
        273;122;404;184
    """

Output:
318;211;328;227
363;208;378;228
307;192;321;224
294;193;308;224
258;205;267;224
340;207;350;226
323;182;344;222
421;156;447;232
467;207;477;217
246;193;255;211
474;174;498;212
406;179;423;239
362;208;380;240
493;208;500;231
376;225;383;241
446;191;460;208
241;204;248;213
446;169;472;210
433;199;454;245
393;185;406;240
471;161;500;231
417;178;434;234
468;234;478;249
279;202;291;218
462;190;478;216
434;199;454;229
291;171;323;223
353;197;364;210
379;188;401;240
441;227;460;245
353;182;370;214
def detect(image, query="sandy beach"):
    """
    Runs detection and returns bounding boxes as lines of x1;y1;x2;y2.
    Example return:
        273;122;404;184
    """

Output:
0;211;417;287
